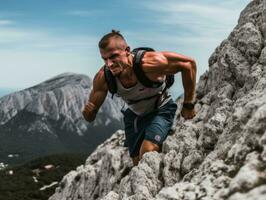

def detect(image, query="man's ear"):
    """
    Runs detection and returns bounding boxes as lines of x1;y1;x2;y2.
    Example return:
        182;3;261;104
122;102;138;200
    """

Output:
125;46;131;55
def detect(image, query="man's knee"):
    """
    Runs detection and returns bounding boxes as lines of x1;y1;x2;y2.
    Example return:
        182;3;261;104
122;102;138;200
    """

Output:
139;139;160;158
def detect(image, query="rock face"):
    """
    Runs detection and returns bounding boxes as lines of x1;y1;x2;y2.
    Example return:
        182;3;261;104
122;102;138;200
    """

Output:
0;73;123;165
49;1;266;200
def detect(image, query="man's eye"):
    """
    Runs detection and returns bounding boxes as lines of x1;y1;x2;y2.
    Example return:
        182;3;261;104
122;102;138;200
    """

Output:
110;54;118;59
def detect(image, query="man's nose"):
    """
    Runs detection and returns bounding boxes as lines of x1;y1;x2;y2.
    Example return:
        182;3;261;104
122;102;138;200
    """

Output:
106;59;113;67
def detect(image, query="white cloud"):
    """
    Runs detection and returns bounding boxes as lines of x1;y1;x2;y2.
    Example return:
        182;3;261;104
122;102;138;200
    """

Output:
0;51;100;88
145;3;235;17
0;25;101;88
0;20;13;25
0;27;34;43
139;1;250;33
28;35;98;51
0;26;99;52
64;10;102;17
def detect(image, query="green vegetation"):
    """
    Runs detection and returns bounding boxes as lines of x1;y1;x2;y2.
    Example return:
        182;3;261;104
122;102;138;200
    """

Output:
0;153;88;200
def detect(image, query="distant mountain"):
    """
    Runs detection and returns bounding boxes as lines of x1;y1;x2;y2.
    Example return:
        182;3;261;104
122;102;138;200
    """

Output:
0;72;123;166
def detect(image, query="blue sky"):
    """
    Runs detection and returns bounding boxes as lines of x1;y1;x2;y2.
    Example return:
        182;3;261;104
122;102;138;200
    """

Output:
0;0;251;98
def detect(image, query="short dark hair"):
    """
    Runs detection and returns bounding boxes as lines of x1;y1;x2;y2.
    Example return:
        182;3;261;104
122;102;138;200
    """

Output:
98;30;127;49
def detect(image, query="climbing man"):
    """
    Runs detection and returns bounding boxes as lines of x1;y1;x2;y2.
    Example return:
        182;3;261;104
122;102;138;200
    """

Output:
82;30;197;166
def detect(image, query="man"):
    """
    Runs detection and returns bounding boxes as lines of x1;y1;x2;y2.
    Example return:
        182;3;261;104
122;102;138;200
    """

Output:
83;30;196;166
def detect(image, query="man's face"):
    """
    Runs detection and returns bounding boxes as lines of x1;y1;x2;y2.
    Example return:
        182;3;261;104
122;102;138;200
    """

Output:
100;39;130;76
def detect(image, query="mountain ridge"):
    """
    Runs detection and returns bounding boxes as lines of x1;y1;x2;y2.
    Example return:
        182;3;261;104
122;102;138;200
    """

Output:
0;72;123;165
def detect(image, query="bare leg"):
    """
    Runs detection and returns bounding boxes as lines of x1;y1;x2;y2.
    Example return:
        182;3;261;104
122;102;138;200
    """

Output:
139;139;160;160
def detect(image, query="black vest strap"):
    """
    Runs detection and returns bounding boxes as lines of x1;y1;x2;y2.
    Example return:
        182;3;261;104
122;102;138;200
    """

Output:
104;65;117;98
132;49;164;88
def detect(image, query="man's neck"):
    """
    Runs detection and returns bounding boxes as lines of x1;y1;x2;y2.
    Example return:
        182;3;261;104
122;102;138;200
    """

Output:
119;65;134;80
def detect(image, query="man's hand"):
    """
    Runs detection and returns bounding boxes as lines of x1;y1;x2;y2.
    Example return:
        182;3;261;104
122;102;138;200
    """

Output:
82;102;97;122
181;107;196;120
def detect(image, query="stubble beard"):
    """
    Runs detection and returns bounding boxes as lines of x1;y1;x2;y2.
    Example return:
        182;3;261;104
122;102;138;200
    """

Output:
112;62;131;77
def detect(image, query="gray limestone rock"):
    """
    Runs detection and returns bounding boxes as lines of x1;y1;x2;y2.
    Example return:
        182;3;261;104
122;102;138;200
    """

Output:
49;130;131;200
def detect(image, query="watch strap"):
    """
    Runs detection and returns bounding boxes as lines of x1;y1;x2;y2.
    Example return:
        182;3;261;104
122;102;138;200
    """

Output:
183;102;195;110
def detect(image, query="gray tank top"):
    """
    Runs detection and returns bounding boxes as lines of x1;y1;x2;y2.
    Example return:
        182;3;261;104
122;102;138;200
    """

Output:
115;77;172;115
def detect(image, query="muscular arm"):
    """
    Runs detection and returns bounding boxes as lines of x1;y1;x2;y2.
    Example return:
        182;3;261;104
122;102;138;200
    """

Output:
164;52;197;103
142;51;197;103
82;68;108;122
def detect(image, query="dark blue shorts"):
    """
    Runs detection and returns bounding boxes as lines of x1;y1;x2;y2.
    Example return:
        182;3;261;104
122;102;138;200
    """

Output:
122;99;177;158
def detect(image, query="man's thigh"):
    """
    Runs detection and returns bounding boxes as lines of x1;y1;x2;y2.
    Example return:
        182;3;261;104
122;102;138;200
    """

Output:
144;100;177;145
123;108;145;158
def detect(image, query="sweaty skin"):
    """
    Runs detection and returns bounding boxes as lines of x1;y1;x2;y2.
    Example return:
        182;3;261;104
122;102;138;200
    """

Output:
82;37;197;165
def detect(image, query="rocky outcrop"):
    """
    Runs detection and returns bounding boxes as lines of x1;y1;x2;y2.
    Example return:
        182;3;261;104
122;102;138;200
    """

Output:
49;1;266;199
0;73;123;165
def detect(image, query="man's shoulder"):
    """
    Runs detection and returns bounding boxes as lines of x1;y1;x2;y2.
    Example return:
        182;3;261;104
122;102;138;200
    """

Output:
93;67;108;88
94;67;105;80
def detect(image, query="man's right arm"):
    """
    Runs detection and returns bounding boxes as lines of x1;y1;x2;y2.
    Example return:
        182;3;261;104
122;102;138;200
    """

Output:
82;68;108;122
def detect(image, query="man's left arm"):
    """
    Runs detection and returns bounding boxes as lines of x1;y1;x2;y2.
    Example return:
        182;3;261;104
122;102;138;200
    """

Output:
142;51;197;119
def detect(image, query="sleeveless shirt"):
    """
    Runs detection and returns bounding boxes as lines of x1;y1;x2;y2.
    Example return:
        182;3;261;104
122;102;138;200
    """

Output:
115;77;172;115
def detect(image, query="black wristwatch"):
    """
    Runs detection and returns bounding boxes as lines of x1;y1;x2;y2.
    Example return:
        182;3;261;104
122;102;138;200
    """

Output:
183;102;195;110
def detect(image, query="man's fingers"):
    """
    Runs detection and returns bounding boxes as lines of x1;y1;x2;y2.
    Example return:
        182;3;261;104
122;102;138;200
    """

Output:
82;110;89;119
82;102;98;122
86;102;96;110
83;102;96;112
181;109;196;120
84;105;91;112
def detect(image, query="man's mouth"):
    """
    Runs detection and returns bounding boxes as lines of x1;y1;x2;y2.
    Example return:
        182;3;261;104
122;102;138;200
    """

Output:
109;66;118;73
109;64;121;74
110;62;124;72
110;65;118;70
